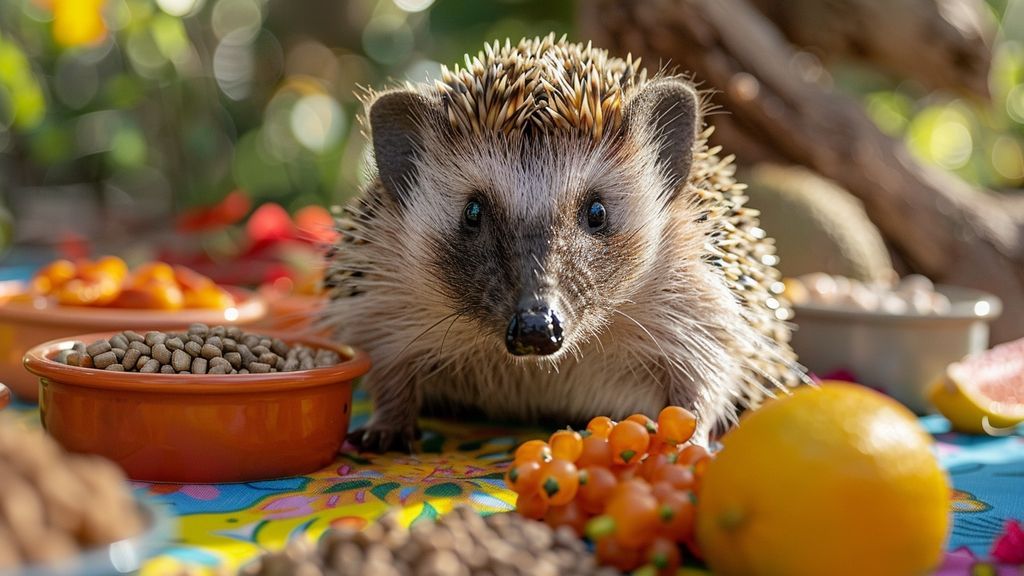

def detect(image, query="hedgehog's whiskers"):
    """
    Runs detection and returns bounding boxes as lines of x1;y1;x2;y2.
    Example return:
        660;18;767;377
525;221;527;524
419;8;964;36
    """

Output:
390;312;460;367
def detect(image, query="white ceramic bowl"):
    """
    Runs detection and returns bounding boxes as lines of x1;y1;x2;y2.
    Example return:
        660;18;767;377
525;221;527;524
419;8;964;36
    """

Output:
790;285;1002;414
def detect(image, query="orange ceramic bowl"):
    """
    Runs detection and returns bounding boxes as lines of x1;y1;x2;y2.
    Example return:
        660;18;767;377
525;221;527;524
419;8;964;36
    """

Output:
23;332;370;483
0;281;267;402
0;383;9;410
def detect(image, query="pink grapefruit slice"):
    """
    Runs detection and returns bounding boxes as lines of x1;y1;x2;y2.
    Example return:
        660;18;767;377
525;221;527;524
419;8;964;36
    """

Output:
930;337;1024;434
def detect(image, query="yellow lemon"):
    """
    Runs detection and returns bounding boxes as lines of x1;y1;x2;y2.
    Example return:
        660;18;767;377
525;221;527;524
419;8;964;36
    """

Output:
930;337;1024;434
697;382;950;576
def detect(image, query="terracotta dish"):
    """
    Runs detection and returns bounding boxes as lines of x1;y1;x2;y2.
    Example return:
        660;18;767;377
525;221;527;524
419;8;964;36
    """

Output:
0;281;266;402
23;332;369;483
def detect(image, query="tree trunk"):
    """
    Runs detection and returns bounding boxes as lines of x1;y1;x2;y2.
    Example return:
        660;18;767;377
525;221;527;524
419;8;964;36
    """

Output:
580;0;1024;343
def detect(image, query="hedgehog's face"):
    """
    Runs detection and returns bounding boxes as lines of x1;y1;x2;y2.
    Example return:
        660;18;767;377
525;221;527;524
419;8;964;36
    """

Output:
368;78;700;362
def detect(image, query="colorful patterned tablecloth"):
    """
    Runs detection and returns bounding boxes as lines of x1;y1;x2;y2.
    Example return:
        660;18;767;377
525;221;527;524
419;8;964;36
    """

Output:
8;389;1024;575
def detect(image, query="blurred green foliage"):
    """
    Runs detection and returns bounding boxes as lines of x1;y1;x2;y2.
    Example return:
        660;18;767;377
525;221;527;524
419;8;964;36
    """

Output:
0;0;1020;241
851;0;1024;189
0;0;575;221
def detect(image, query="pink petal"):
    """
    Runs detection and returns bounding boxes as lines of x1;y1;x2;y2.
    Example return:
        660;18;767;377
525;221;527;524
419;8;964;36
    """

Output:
991;520;1024;565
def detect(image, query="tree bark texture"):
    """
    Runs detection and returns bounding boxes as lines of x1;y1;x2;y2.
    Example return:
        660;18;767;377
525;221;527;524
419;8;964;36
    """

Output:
580;0;1024;343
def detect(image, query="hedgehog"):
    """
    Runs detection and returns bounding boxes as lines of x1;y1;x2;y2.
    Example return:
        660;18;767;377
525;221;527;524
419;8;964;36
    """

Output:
323;34;806;452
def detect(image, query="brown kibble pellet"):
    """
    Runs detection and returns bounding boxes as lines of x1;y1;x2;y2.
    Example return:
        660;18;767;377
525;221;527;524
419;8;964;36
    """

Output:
140;358;161;373
238;344;256;365
128;341;151;356
188;322;209;335
108;334;129;350
71;341;87;354
184;340;202;357
271;338;290;356
92;351;117;369
200;344;222;359
85;340;111;357
0;419;147;567
105;364;125;371
57;326;342;376
152;343;172;365
249;362;271;373
171;349;191;372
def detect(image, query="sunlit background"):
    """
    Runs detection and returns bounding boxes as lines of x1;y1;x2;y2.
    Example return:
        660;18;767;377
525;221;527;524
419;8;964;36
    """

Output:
0;0;1021;266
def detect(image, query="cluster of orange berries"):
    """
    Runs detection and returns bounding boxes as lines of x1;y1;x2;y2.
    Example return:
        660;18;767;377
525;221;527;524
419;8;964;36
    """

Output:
32;257;235;310
506;406;711;574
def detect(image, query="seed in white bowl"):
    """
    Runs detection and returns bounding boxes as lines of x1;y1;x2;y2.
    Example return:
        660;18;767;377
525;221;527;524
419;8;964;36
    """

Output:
898;274;934;293
881;293;909;314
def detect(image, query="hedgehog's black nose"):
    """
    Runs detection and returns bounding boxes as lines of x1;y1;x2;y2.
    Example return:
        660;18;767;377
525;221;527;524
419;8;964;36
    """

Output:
506;306;564;356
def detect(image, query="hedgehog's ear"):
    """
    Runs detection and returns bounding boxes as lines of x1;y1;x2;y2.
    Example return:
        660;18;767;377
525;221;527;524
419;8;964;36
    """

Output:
369;89;437;205
624;78;700;190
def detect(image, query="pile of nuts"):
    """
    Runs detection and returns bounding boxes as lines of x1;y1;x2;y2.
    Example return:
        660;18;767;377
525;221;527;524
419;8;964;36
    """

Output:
0;416;145;568
57;324;341;374
243;506;615;576
783;273;953;315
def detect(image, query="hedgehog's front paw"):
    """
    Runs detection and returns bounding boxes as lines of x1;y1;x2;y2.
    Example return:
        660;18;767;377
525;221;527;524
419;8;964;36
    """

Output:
347;421;420;454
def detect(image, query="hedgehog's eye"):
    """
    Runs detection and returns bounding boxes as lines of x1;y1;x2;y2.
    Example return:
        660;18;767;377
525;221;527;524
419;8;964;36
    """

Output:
463;200;482;229
585;200;607;233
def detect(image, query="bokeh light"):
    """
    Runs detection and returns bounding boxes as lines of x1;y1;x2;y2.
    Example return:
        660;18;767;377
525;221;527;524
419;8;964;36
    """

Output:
156;0;203;17
0;0;1020;258
290;93;345;153
394;0;435;13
